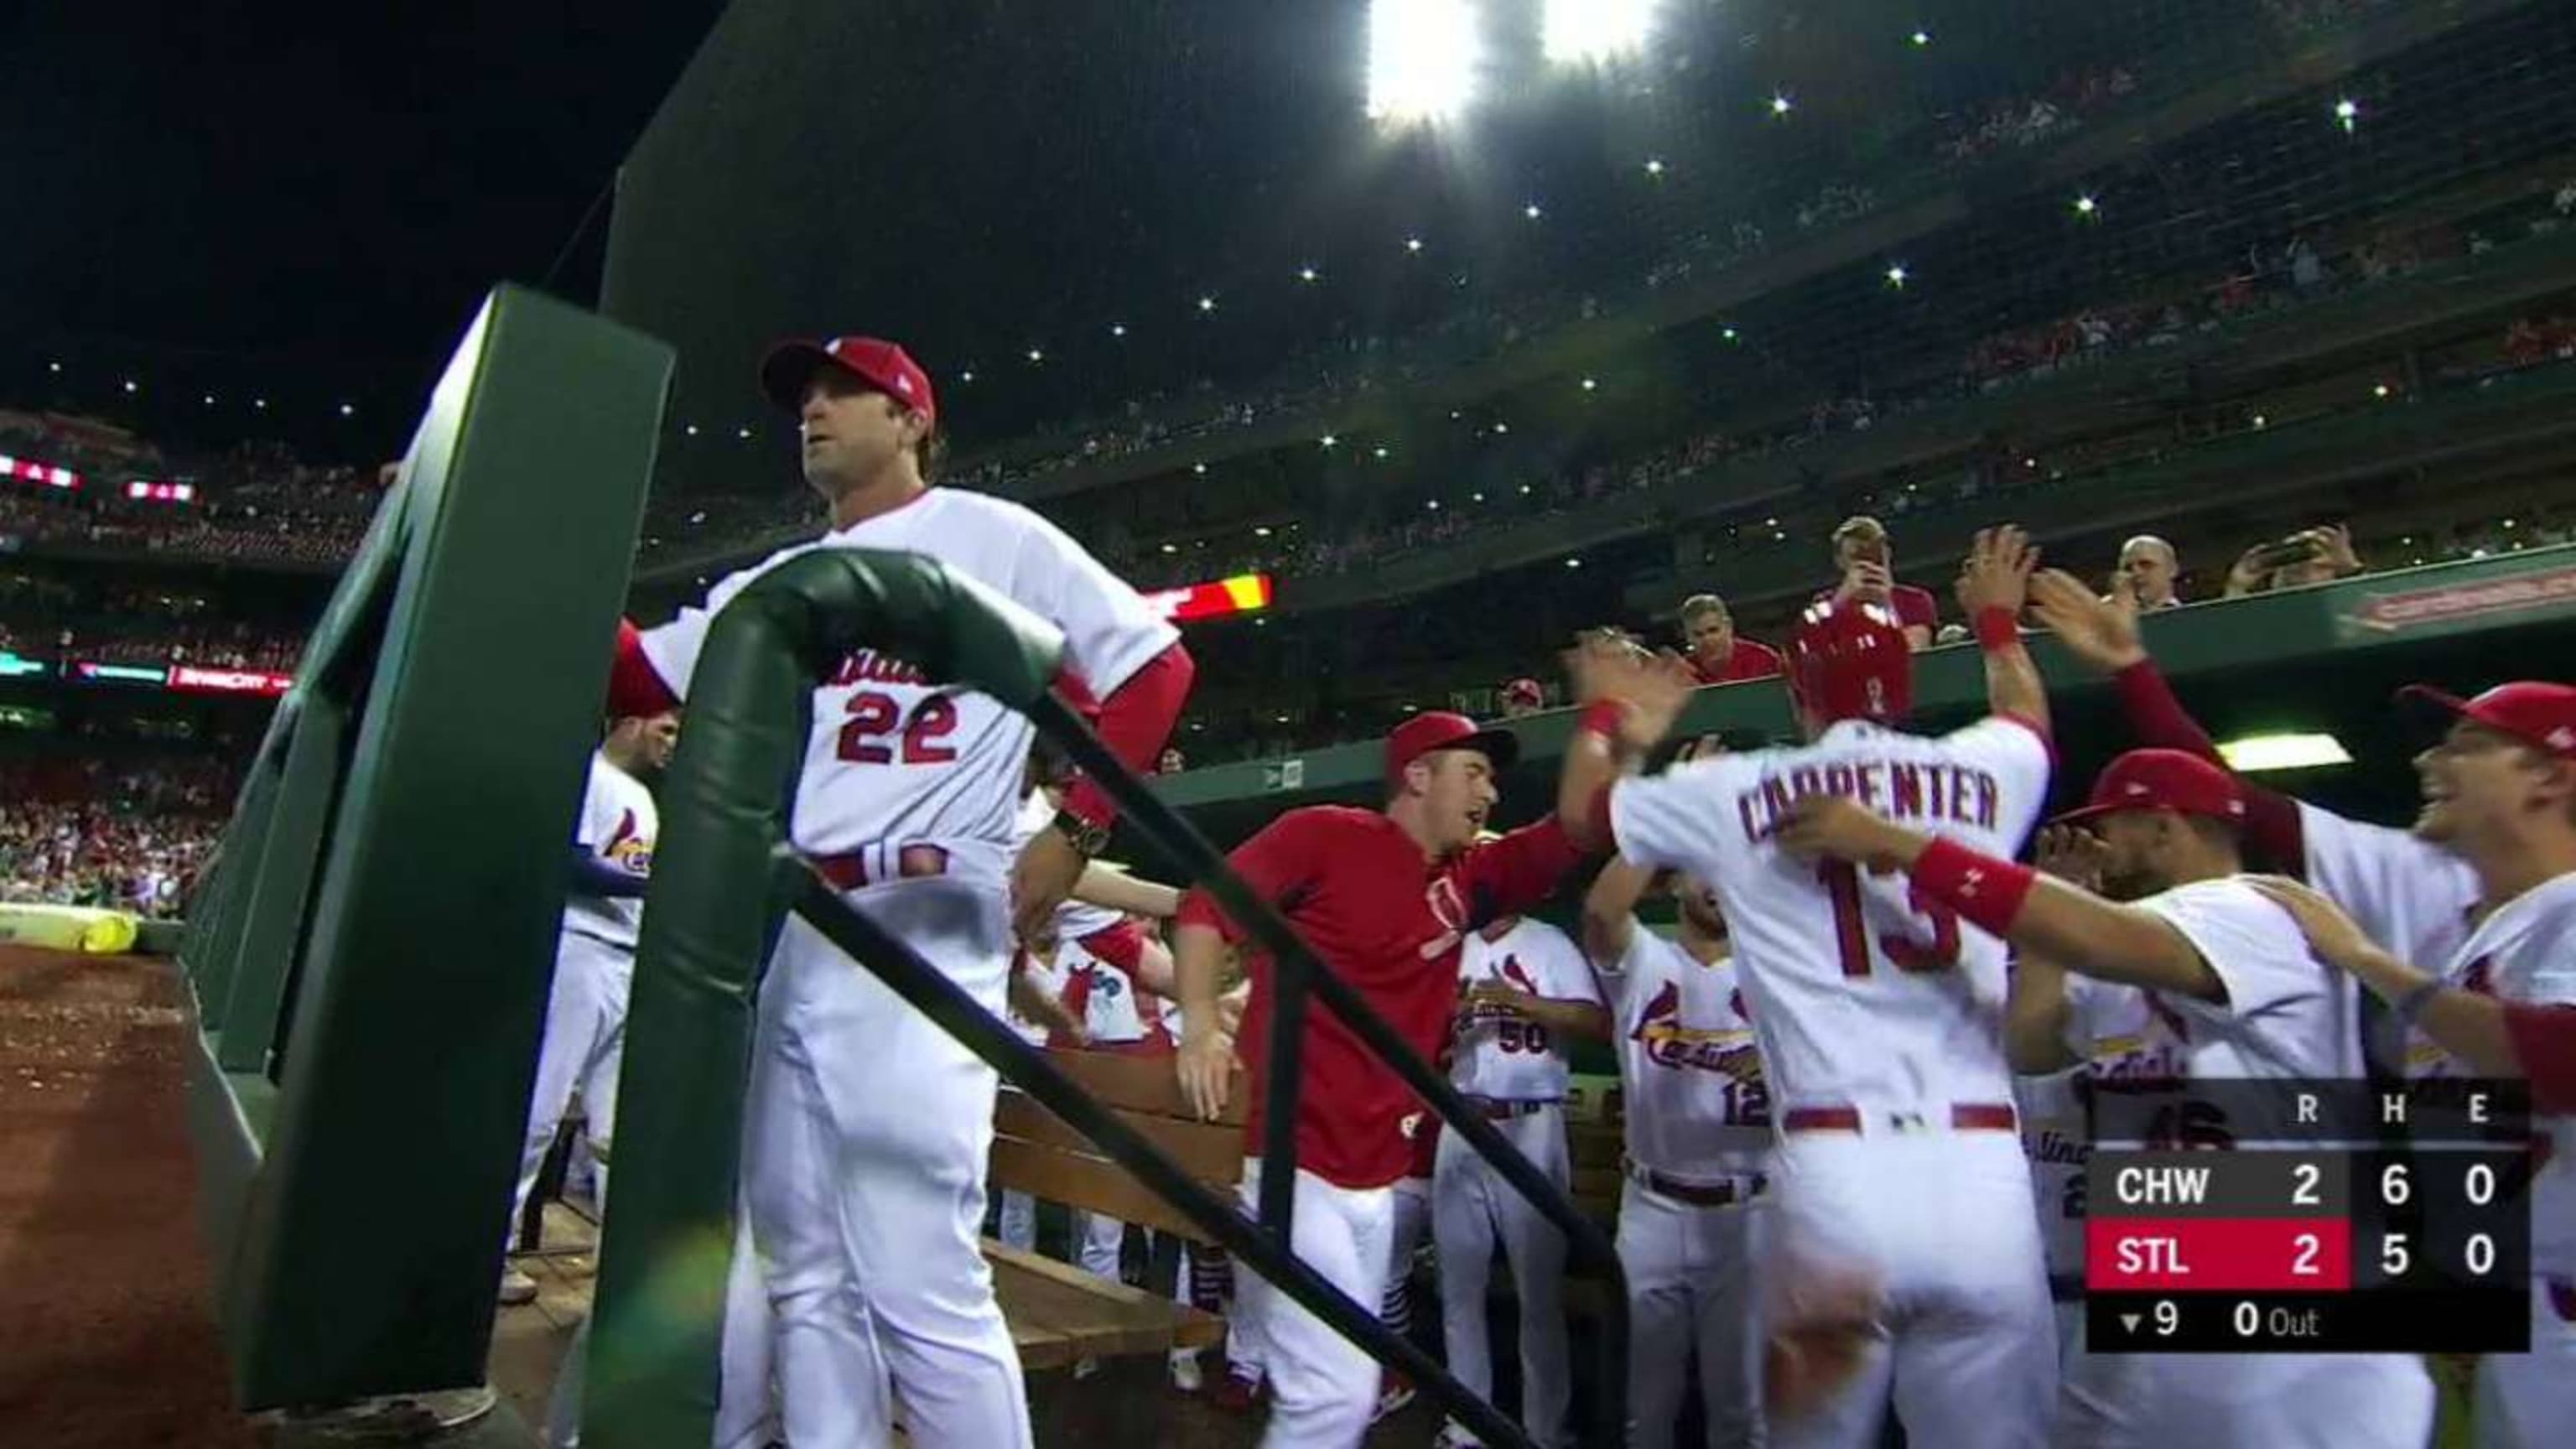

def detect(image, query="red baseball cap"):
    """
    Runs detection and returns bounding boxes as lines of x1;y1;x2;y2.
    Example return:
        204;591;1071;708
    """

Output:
1386;711;1519;782
758;335;937;425
2054;748;2248;826
2402;681;2576;758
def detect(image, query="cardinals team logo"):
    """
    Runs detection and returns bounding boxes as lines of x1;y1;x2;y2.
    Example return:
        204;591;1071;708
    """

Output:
601;808;653;875
1630;983;1761;1079
1420;877;1471;959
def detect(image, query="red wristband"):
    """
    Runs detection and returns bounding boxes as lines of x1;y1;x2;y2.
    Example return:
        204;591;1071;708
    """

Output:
1974;607;2021;652
1909;837;2036;940
1577;700;1626;743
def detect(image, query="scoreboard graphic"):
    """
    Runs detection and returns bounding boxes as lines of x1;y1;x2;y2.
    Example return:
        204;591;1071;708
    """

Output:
2082;1078;2532;1353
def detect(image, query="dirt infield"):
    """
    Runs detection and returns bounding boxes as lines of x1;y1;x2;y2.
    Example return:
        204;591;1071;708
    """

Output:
0;945;261;1449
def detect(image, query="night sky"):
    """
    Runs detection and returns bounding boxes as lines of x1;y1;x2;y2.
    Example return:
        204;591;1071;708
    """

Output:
2;2;719;452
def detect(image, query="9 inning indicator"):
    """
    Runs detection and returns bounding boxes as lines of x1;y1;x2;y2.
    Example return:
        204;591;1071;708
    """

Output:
2083;1149;2529;1353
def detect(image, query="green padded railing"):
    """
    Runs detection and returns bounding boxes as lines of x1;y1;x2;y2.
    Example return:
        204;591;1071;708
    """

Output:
583;548;1629;1449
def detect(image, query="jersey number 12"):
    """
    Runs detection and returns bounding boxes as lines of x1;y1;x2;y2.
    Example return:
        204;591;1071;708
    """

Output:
1817;861;1961;977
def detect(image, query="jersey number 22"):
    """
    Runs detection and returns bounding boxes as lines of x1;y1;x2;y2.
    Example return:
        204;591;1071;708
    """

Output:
836;691;960;766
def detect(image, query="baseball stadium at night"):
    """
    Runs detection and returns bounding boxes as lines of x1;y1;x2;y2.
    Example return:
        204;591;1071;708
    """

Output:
5;3;2575;1446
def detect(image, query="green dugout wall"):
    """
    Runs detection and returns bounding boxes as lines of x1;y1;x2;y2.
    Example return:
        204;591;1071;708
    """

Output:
179;286;673;1410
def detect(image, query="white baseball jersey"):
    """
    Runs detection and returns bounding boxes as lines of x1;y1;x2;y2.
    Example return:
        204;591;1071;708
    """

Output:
1061;931;1170;1047
2296;802;2479;1071
1599;927;1770;1182
638;489;1176;867
2014;1066;2090;1281
1450;917;1600;1102
2054;877;2433;1449
1607;715;2052;1113
2065;878;2365;1141
564;750;657;950
2418;870;2576;1276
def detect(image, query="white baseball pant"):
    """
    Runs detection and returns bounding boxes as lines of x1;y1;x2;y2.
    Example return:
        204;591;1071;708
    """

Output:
1619;1176;1767;1449
1074;1211;1199;1315
736;875;1029;1448
1384;1175;1431;1338
2472;1279;2576;1448
2055;1347;2433;1447
1764;1127;2055;1449
1236;1160;1394;1448
1433;1106;1574;1448
995;1191;1037;1253
512;929;631;1227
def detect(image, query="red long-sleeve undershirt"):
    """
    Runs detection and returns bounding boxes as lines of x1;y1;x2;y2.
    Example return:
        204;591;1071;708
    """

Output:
2111;658;2306;871
2506;1004;2576;1114
605;621;1192;830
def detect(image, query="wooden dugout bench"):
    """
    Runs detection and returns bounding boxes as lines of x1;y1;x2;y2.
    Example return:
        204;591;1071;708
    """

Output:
983;1047;1248;1370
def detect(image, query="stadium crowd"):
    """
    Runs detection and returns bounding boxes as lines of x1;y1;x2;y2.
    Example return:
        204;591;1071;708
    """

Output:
0;760;228;918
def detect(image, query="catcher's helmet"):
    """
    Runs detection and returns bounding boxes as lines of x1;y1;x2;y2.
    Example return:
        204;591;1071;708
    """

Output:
1786;601;1914;725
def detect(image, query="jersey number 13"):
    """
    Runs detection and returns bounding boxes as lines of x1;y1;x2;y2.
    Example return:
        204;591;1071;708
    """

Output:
1816;861;1962;977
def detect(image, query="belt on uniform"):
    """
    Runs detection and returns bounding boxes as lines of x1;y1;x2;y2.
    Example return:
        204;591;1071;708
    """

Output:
1781;1102;2018;1135
809;844;951;893
1467;1097;1551;1120
1624;1156;1763;1208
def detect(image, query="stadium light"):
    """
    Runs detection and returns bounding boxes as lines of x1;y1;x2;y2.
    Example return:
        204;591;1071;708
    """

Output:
338;402;355;417
2334;97;2360;132
1405;236;1426;253
2075;195;2099;216
1581;377;1598;392
1524;202;1544;220
1644;158;1666;177
122;379;138;394
253;397;268;410
1368;0;1480;125
1884;264;1909;288
1026;348;1045;363
1197;295;1218;314
1544;0;1656;65
47;361;61;374
960;369;978;382
1297;264;1322;282
2217;733;2351;773
1110;323;1128;338
1770;93;1794;117
1910;29;1931;47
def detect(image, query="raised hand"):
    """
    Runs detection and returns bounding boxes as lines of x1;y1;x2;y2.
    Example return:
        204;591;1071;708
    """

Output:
2028;568;2146;673
1567;636;1696;754
1956;526;2039;618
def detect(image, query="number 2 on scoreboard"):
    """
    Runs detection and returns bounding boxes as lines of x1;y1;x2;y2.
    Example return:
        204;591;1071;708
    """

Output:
1817;861;1962;976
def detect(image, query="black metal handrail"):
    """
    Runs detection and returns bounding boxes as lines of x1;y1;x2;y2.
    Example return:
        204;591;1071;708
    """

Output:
1027;692;1632;1448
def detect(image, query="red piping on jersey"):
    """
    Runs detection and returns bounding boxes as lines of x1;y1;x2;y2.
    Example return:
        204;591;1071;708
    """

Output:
609;618;681;718
1057;641;1195;830
2506;1002;2576;1114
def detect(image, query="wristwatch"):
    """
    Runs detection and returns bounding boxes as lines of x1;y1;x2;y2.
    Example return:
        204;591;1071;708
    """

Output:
1052;808;1112;858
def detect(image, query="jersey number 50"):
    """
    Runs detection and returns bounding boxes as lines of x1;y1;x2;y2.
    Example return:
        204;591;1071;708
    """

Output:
835;691;961;766
1816;861;1961;977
